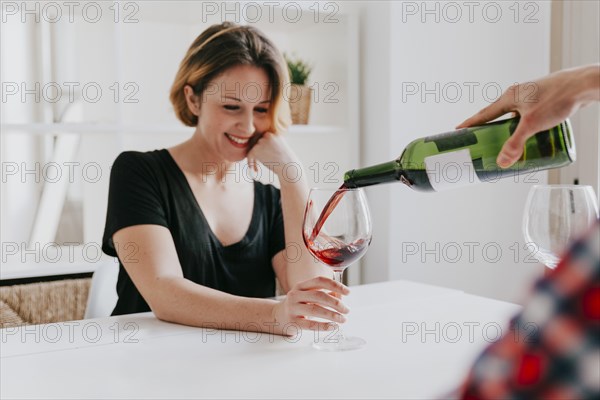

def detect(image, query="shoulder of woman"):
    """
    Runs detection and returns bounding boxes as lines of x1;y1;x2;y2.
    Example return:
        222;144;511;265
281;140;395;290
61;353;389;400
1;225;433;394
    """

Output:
108;151;174;193
111;150;166;174
113;150;153;166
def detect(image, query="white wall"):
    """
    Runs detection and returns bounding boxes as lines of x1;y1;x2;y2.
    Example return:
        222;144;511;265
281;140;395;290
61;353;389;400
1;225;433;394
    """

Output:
553;0;600;198
78;4;360;247
1;18;44;245
3;1;596;298
1;2;361;268
349;1;393;284
357;1;555;303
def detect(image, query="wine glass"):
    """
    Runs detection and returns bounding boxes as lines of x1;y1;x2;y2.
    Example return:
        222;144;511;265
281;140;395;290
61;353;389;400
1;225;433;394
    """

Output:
523;185;599;269
302;187;372;351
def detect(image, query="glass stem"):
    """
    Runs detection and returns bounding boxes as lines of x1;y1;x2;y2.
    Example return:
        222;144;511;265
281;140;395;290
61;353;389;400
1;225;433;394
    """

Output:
333;270;346;341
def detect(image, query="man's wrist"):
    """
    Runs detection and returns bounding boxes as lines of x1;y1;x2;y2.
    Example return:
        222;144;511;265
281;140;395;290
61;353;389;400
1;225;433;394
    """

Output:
580;64;600;102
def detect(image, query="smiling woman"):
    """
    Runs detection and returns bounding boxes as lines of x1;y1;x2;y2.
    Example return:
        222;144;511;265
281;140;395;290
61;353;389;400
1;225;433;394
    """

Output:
182;65;273;163
169;22;290;134
100;22;347;337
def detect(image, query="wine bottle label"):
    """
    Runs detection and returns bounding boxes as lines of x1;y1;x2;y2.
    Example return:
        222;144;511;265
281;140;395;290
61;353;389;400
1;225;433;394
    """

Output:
424;128;477;152
424;149;481;191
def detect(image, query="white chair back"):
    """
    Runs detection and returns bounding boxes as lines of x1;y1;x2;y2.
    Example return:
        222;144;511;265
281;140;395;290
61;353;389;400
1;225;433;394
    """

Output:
84;259;119;319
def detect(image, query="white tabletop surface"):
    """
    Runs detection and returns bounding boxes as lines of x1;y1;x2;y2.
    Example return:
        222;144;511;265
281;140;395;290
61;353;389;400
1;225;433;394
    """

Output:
0;280;521;399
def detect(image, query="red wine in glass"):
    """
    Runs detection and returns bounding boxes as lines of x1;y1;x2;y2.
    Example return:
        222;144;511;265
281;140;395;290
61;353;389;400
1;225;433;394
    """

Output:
302;187;372;351
304;238;369;270
309;183;348;242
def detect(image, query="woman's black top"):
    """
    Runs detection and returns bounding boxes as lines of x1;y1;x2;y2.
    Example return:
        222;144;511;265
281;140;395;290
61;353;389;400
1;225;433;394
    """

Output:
102;150;286;315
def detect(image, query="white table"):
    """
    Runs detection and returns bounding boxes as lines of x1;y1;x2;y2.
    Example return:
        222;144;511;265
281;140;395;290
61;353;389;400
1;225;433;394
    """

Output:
1;280;521;399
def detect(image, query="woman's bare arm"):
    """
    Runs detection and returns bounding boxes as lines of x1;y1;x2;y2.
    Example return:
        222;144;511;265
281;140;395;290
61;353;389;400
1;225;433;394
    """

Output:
113;224;347;334
248;132;331;292
113;225;278;332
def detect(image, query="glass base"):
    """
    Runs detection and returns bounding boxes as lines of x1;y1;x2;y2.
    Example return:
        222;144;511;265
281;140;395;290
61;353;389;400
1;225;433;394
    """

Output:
312;336;366;351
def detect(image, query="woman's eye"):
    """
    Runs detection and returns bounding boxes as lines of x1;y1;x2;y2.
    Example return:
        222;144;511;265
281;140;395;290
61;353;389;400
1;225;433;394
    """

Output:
223;105;267;113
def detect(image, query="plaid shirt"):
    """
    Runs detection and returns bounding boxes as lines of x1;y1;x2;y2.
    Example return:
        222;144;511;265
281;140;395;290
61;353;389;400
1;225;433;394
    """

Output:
460;219;600;400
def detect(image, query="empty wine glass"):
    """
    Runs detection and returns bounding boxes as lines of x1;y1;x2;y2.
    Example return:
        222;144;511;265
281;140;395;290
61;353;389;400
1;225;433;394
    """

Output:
302;187;372;351
523;185;599;269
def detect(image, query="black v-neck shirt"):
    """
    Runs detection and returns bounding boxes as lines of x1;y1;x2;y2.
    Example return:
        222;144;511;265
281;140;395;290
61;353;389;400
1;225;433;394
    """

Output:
102;150;286;315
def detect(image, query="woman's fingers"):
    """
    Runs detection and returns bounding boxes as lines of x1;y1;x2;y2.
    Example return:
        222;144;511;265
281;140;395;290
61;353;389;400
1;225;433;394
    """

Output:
296;289;350;315
245;131;299;178
294;318;337;331
295;276;350;296
247;158;258;173
247;131;264;151
277;276;352;332
296;303;347;323
245;132;265;173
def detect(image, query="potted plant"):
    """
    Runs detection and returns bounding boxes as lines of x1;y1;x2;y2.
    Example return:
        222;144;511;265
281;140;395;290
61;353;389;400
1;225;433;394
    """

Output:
284;53;313;125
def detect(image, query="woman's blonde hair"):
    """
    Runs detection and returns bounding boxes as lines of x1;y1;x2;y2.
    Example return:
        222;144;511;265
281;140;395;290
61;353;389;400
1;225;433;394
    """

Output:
170;22;291;133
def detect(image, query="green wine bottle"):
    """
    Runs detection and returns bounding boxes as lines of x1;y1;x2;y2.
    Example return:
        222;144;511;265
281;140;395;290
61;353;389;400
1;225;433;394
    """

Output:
344;117;575;192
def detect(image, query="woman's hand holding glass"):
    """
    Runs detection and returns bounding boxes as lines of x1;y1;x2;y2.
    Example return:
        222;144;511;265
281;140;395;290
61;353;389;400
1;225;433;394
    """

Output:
302;187;372;351
271;276;350;333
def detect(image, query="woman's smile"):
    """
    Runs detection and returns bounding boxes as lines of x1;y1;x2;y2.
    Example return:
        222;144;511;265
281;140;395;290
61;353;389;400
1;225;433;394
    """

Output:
224;132;251;148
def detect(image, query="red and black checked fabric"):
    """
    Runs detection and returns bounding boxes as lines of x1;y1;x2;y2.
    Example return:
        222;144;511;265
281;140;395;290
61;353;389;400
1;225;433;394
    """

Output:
460;220;600;400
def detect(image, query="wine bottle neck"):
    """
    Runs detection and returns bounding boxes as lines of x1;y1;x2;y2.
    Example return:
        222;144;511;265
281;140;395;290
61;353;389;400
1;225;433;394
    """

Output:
343;160;401;188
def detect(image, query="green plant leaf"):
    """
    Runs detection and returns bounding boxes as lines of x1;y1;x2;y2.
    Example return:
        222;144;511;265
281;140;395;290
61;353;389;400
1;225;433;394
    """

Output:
284;53;312;85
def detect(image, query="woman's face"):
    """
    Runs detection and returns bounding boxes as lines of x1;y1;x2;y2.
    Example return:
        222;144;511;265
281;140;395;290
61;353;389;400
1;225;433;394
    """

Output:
194;65;272;162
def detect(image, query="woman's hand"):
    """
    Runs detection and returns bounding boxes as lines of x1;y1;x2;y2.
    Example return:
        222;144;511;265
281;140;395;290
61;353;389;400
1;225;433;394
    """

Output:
246;132;300;179
457;65;600;168
271;276;351;333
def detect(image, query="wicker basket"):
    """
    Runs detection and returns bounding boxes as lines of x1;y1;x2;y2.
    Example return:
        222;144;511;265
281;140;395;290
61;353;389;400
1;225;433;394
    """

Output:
0;278;91;328
289;84;312;125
